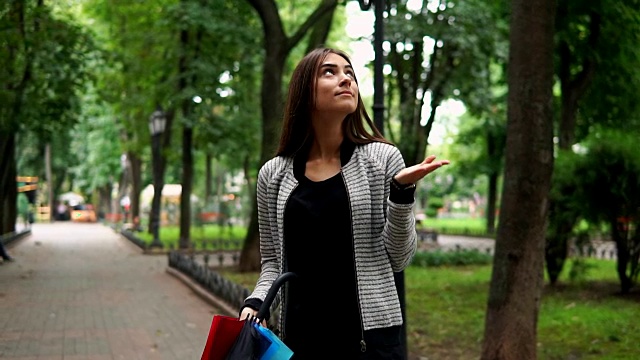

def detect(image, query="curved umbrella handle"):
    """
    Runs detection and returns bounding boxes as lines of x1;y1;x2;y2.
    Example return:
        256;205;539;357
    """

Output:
256;272;297;322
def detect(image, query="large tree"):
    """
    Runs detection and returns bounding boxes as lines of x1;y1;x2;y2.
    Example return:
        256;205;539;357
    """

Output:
571;130;640;293
481;0;556;358
238;0;339;271
545;0;640;284
1;0;94;234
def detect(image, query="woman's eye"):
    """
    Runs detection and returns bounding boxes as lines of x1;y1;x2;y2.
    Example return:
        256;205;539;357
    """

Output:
323;69;334;75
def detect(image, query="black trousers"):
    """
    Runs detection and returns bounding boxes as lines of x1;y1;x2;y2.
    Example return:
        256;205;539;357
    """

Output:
287;325;404;360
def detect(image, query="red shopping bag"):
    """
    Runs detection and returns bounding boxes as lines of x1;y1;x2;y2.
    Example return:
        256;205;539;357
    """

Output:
201;314;245;360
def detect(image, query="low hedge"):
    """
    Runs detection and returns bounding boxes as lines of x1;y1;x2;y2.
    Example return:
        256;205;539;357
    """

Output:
411;249;493;267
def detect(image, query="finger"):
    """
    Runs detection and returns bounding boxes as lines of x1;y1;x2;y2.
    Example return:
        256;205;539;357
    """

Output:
421;155;437;164
419;161;449;174
240;309;255;320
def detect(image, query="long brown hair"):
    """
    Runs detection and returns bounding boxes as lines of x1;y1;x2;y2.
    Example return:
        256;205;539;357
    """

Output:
276;47;390;157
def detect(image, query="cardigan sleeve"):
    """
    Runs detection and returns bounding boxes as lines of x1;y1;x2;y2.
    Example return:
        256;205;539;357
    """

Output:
245;159;281;304
382;146;417;271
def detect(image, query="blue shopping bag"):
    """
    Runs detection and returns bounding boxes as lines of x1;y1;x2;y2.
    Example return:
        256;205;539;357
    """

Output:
255;324;293;360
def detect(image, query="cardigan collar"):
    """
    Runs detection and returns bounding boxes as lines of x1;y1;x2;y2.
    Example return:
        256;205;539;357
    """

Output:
293;139;356;182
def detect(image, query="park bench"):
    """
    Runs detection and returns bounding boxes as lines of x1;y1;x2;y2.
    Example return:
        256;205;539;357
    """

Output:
416;228;438;244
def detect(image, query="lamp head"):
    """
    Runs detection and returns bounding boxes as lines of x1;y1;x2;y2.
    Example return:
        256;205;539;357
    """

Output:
149;107;167;135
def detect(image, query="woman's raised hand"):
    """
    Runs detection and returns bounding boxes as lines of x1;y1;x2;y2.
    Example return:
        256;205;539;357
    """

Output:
393;155;450;186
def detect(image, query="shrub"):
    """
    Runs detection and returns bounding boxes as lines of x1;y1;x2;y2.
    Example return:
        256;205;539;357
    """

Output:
411;249;493;267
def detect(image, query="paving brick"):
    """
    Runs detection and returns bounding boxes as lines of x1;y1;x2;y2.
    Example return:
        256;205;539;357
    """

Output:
0;223;224;360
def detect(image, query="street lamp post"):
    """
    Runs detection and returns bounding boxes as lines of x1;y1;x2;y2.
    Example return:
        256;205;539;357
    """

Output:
357;0;385;134
120;154;129;224
358;2;407;359
149;107;167;249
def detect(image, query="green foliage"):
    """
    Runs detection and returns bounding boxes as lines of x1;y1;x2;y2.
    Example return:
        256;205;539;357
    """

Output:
411;249;493;267
569;1;640;140
425;196;443;218
573;129;640;225
16;193;29;220
382;0;509;165
24;10;97;139
2;1;98;233
1;0;97;134
549;128;640;291
70;96;123;193
568;257;597;283
546;148;584;236
74;0;265;203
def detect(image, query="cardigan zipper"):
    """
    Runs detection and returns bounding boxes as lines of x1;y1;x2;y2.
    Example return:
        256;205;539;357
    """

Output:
279;181;297;342
341;171;366;352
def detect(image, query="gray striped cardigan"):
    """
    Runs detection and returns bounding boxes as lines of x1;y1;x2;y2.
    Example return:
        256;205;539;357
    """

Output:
247;141;417;333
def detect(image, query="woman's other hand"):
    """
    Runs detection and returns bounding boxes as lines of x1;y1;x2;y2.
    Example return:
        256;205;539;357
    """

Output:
239;307;267;327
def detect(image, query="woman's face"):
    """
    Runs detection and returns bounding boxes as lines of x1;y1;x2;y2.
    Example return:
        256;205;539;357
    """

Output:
313;53;359;116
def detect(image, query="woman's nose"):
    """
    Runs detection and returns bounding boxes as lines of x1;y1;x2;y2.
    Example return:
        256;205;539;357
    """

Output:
339;74;352;87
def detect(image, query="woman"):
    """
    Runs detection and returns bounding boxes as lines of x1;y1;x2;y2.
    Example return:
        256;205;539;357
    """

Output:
239;47;449;359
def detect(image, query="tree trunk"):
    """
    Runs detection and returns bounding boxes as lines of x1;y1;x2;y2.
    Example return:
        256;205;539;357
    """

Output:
129;152;142;228
544;191;579;286
240;0;338;271
392;40;428;165
481;0;556;358
239;196;262;272
180;125;193;250
205;154;212;205
1;0;30;234
612;217;633;294
45;143;54;223
419;94;440;165
98;184;112;219
485;124;504;236
304;5;335;55
177;0;192;249
556;4;599;150
544;223;572;285
486;171;498;235
544;4;601;284
117;155;129;222
0;133;18;234
178;0;206;250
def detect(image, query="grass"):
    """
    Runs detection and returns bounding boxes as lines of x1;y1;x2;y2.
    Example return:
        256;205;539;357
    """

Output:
132;224;247;250
123;219;639;358
218;258;640;360
419;217;491;237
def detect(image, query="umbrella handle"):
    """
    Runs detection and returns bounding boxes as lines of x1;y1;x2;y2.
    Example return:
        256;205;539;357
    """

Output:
256;272;297;322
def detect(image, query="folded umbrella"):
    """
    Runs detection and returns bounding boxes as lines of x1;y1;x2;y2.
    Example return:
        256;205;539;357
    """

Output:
226;272;297;360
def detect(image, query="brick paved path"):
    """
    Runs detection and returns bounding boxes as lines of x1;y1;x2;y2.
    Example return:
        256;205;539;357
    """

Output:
0;222;221;360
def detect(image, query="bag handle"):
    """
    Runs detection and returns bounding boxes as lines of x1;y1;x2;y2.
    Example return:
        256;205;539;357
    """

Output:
256;272;297;322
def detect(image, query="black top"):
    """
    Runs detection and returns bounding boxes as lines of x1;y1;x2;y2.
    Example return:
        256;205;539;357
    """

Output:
282;146;361;355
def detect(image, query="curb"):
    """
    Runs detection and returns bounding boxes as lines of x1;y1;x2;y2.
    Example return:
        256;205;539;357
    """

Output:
166;266;238;317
